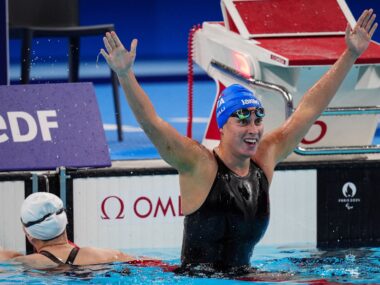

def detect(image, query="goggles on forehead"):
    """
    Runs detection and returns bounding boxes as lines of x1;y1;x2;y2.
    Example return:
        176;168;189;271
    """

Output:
21;208;65;228
231;107;265;120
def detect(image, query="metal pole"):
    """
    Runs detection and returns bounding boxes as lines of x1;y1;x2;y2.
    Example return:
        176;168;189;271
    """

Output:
59;167;69;208
1;0;9;85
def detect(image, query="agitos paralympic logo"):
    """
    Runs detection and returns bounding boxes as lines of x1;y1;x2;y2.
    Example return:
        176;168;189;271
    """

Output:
100;195;183;220
337;182;361;210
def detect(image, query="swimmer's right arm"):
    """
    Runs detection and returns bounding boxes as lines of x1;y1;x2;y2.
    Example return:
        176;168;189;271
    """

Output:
101;32;209;172
257;9;377;170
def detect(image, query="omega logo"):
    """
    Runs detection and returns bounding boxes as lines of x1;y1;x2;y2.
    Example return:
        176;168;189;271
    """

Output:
301;120;327;145
101;196;125;219
100;195;183;220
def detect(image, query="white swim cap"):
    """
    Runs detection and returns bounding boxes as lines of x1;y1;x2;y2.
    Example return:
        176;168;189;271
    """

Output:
20;192;67;241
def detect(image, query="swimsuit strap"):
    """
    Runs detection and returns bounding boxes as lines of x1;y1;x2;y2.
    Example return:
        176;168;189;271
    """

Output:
39;250;65;265
39;246;80;266
65;246;80;265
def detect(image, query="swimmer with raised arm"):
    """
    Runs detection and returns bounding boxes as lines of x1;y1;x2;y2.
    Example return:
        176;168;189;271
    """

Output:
101;9;377;274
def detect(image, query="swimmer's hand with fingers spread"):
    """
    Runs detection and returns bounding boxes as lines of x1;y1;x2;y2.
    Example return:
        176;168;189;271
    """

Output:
346;9;378;58
100;31;138;77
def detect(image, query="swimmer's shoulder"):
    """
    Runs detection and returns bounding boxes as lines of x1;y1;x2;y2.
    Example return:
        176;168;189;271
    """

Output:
176;139;215;173
253;133;282;183
12;253;58;269
75;247;136;265
179;145;217;215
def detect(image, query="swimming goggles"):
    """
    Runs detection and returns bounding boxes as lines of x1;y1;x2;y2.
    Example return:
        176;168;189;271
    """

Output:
231;107;265;120
21;208;65;228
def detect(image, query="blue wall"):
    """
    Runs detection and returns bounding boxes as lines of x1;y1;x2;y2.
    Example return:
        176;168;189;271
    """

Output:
9;0;222;62
79;0;222;59
8;0;380;63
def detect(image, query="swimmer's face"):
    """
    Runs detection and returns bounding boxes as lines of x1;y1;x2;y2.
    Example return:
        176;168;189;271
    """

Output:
221;108;264;157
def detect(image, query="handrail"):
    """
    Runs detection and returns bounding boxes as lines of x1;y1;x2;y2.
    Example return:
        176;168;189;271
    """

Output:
211;60;293;118
210;60;380;155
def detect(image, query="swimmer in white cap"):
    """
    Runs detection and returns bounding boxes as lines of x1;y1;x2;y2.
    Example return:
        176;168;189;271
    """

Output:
13;192;137;269
101;9;377;275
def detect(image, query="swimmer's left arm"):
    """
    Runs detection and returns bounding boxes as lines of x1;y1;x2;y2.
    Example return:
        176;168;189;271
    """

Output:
260;9;378;165
78;247;139;264
0;249;23;261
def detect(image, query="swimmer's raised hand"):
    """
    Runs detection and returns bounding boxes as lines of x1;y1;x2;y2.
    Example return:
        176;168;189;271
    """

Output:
346;9;378;57
100;31;138;77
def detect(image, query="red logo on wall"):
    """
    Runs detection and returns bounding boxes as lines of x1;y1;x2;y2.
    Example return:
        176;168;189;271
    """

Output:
301;120;327;144
100;195;183;220
101;196;125;219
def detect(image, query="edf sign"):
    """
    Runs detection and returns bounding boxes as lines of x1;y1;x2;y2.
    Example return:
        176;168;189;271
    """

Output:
0;83;111;171
0;110;58;142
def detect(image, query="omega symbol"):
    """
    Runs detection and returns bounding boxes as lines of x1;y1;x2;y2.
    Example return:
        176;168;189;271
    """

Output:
101;196;125;220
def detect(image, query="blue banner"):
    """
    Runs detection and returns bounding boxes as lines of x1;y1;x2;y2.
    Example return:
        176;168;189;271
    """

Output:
0;82;111;171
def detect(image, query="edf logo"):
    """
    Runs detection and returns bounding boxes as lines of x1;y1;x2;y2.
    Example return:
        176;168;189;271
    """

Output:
0;110;58;143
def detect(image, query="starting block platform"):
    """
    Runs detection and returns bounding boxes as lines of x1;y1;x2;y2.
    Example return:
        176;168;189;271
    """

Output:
193;0;380;162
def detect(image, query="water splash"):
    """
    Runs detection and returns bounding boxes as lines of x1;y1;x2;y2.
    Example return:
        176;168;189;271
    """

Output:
96;50;102;69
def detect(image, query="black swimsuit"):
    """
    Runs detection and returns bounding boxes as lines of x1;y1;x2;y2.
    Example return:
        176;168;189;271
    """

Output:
39;247;80;265
179;152;270;274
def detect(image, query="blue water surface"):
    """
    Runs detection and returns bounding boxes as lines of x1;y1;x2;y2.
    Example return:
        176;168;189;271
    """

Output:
1;246;379;284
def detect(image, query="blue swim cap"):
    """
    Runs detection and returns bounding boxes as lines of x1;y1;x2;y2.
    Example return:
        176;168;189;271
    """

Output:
216;84;263;128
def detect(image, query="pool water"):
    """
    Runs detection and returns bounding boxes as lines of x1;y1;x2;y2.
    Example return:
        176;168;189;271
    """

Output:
1;246;379;284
